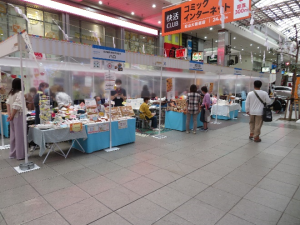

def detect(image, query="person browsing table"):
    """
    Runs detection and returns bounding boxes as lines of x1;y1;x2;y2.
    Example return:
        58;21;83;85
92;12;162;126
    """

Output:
111;79;126;107
200;86;211;132
185;84;201;134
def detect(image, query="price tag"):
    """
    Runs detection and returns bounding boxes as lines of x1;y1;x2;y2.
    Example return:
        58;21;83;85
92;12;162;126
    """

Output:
99;123;109;132
118;120;128;129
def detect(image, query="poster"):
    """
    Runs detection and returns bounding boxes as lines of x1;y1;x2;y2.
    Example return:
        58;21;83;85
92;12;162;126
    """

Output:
70;123;83;133
209;83;214;93
118;120;128;129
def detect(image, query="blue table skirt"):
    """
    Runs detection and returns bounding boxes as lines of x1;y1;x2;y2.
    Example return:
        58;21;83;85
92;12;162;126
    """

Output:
74;118;136;154
0;114;9;138
242;101;246;113
165;111;203;131
211;110;239;120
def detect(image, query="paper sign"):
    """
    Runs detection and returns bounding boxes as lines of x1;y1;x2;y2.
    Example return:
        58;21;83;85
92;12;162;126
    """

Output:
118;120;128;129
85;99;97;107
189;61;203;71
105;81;116;91
99;123;109;132
87;123;109;134
105;61;124;71
92;45;125;62
104;72;116;81
70;123;83;133
234;68;242;75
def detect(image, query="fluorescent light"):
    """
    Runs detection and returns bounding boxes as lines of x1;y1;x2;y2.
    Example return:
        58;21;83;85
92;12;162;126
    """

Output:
131;12;134;15
233;37;236;39
204;36;207;39
210;27;213;30
23;0;158;35
152;4;156;8
99;1;102;4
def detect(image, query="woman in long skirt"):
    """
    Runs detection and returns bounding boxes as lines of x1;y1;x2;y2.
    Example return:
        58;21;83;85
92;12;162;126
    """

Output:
6;78;26;160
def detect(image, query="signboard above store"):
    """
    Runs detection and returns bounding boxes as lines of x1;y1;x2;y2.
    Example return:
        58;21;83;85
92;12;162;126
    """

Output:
162;0;251;36
175;48;187;58
92;45;125;62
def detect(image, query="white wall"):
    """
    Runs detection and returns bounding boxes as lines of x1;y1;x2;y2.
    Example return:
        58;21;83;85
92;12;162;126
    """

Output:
230;55;273;71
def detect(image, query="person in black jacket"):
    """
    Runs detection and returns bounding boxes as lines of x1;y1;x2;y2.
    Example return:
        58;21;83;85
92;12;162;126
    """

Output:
141;85;150;98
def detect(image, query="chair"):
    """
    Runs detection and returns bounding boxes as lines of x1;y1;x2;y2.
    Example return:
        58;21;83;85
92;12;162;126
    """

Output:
139;111;152;129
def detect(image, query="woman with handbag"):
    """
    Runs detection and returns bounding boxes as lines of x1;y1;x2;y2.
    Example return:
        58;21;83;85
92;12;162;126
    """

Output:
200;86;211;132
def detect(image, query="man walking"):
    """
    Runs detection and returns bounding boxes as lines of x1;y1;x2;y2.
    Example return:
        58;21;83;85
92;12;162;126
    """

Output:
246;80;272;142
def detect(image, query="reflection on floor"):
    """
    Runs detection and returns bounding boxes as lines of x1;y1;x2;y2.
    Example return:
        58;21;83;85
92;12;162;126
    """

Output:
0;113;299;225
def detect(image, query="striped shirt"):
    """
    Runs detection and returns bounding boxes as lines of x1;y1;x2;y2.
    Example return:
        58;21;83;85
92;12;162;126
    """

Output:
187;92;201;114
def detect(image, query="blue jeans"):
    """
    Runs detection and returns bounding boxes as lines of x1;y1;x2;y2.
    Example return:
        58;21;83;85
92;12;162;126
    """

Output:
146;116;158;128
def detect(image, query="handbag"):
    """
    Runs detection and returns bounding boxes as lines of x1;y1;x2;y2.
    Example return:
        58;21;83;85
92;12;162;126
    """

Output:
254;91;272;122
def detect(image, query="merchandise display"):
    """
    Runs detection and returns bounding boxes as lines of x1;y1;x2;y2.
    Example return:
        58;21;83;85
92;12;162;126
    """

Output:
167;99;187;113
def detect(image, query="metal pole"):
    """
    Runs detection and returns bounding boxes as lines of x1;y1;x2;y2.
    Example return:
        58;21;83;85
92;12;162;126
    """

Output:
109;84;112;149
234;75;237;101
212;73;221;124
194;70;196;84
158;62;163;135
19;35;29;164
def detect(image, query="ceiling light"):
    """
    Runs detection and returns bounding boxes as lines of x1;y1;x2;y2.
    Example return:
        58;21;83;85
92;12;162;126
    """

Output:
269;51;270;53
204;36;207;39
158;21;161;24
23;0;158;35
210;27;213;30
259;55;261;56
99;1;102;4
233;37;236;39
0;34;3;36
234;46;236;48
131;12;134;15
257;47;259;49
215;40;218;42
152;4;156;8
250;44;252;46
242;49;244;50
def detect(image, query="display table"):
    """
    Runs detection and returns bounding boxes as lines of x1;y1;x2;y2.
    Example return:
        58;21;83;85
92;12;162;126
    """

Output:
74;118;136;154
28;127;87;163
211;104;240;120
0;114;9;138
165;111;203;131
242;101;246;113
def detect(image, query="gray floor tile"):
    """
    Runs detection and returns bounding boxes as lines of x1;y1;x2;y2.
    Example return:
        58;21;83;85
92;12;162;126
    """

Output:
90;213;132;225
257;178;298;198
285;199;300;219
275;163;300;176
0;184;40;209
179;156;210;168
43;185;90;210
195;187;241;212
244;187;291;212
95;185;140;210
21;166;59;183
1;196;54;225
167;177;208;197
201;162;235;176
77;175;118;196
47;160;85;174
111;156;143;167
237;163;271;177
145;169;181;185
162;152;190;162
21;211;69;225
72;155;108;167
266;170;300;186
116;198;169;225
145;147;174;156
145;186;191;211
294;187;300;201
30;175;73;195
88;161;123;175
104;168;141;184
0;175;28;193
0;167;17;179
146;157;175;168
153;213;194;225
134;152;158;161
229;199;282;225
281;157;300;168
173;198;226;225
159;161;196;176
123;176;163;196
63;167;99;184
59;197;112;225
277;213;300;225
246;157;279;169
216;214;255;225
187;169;222;185
126;162;160;175
213;177;253;197
0;160;10;169
225;169;263;186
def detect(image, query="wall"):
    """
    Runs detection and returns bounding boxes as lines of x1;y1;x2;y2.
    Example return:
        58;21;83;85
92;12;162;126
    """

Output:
231;55;272;71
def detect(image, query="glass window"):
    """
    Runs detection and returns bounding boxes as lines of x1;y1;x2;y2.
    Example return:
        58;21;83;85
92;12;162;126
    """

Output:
81;21;105;45
45;22;59;39
69;17;80;43
27;8;43;21
27;8;44;36
44;11;59;23
105;26;116;48
125;31;155;54
8;4;25;17
8;15;26;36
0;1;7;41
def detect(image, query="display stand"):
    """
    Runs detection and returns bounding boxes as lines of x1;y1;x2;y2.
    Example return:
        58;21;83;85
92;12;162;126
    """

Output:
211;72;221;125
153;59;167;139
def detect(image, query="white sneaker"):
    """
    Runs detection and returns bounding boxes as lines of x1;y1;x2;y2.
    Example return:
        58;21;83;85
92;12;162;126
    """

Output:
29;146;36;152
186;131;190;134
193;131;196;134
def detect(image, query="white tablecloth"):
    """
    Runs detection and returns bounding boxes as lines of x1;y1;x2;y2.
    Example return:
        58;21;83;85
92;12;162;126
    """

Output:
211;104;241;117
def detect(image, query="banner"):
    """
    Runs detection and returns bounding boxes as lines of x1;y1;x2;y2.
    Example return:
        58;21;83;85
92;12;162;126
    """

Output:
162;0;251;36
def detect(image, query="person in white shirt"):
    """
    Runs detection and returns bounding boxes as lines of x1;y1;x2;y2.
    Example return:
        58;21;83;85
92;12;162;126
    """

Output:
246;80;272;142
55;86;72;109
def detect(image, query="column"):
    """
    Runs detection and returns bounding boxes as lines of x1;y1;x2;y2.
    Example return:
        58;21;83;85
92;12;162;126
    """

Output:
217;29;229;67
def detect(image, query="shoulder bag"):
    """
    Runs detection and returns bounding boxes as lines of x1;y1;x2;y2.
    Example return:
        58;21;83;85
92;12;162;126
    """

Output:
254;91;272;122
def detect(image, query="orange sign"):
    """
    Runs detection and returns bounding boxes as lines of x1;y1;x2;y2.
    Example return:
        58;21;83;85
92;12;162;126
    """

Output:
70;123;83;133
162;0;251;36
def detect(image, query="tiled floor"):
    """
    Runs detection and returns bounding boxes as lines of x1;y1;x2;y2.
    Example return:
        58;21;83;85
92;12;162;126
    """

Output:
0;116;300;225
